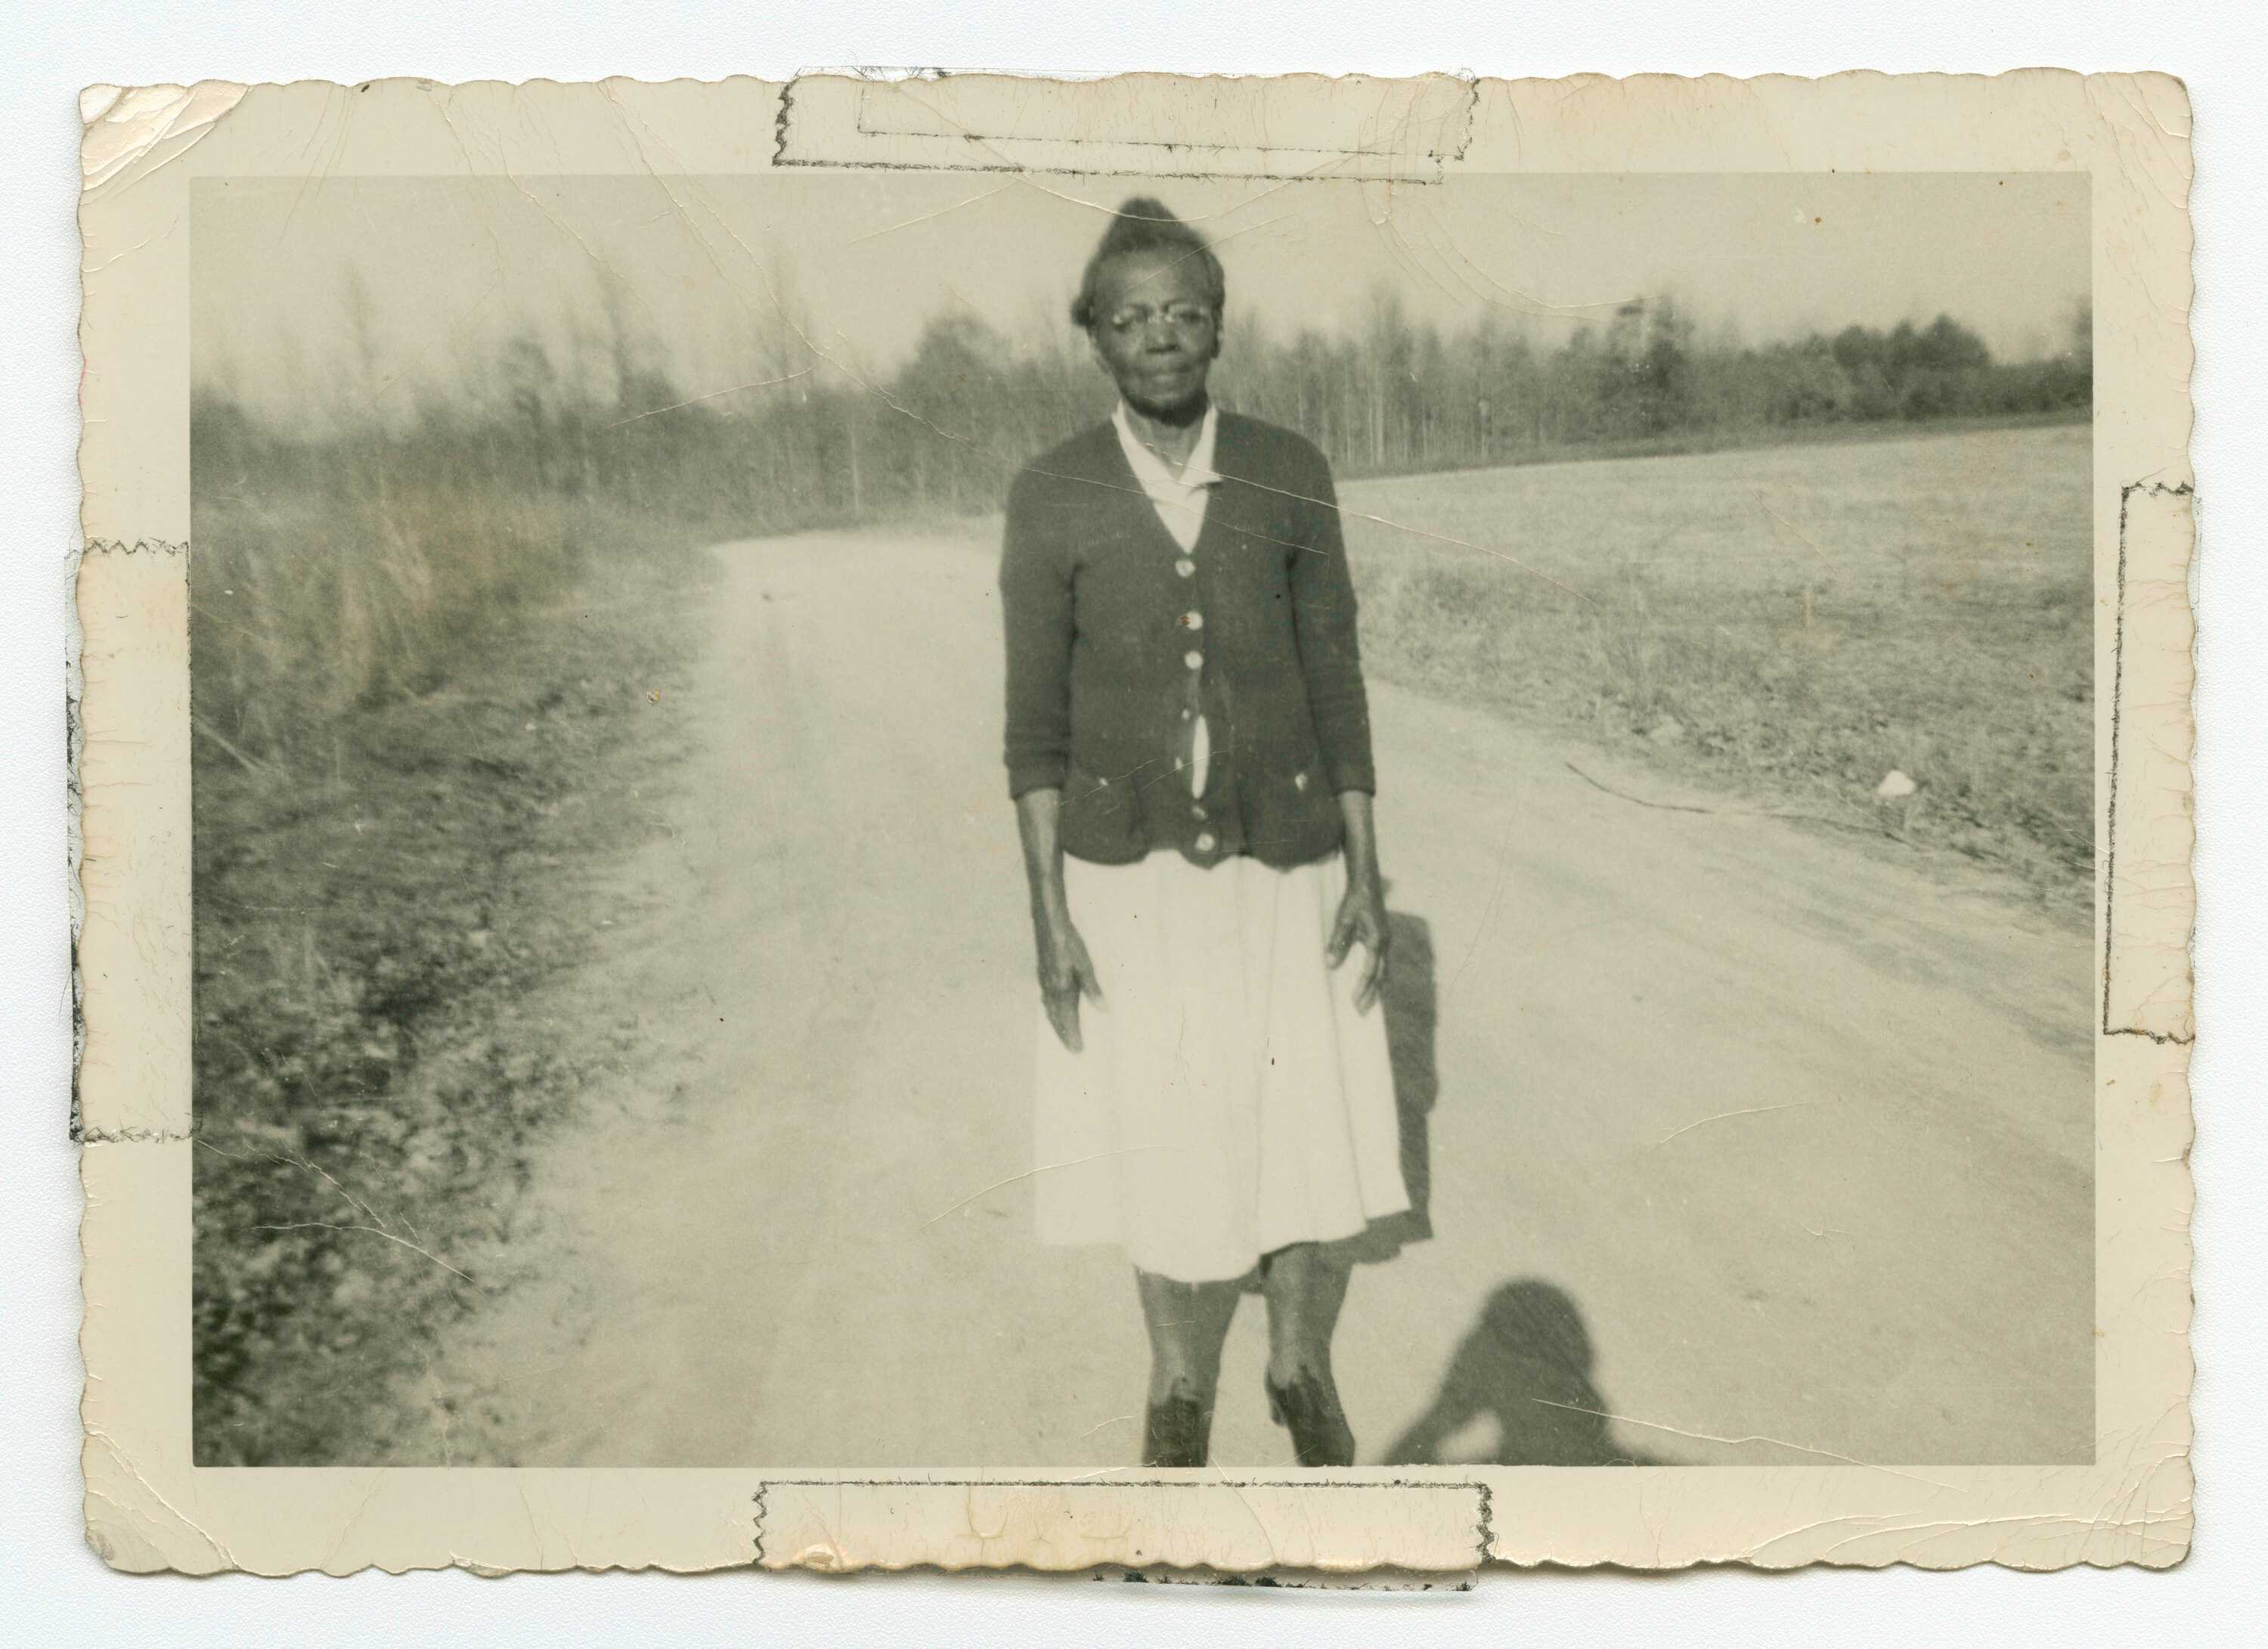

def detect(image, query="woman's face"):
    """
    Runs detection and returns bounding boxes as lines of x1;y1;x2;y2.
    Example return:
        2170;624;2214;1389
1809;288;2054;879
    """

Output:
1087;248;1219;420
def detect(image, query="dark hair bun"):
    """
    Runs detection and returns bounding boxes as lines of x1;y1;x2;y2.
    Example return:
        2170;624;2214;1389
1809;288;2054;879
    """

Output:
1070;197;1226;330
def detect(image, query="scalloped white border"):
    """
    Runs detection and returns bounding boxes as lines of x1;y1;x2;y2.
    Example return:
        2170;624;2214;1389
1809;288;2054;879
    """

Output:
14;5;2252;1631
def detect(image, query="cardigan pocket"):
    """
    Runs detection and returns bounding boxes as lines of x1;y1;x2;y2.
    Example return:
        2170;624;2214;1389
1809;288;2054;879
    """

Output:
1059;760;1146;864
1285;758;1340;826
1266;755;1343;862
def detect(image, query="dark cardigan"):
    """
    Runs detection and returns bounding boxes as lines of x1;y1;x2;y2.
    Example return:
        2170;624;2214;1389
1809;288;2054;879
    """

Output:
999;411;1377;870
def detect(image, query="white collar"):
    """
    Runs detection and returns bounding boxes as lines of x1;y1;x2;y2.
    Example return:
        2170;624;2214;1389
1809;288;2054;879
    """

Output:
1112;399;1221;494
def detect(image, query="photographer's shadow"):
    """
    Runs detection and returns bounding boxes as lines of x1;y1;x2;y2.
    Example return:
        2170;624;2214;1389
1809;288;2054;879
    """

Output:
1383;1279;1663;1467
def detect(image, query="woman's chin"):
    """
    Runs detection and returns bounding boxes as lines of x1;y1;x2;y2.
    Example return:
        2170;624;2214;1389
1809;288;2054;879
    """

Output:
1124;382;1209;422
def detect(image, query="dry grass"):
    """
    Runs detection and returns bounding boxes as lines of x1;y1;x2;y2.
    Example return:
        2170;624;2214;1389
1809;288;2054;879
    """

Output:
1343;423;2093;902
191;461;596;766
190;475;705;1464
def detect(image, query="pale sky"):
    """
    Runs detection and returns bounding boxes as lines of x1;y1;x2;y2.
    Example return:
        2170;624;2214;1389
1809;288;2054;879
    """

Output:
194;170;2089;430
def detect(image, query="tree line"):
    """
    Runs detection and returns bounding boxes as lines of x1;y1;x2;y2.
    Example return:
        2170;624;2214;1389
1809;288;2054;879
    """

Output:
1215;291;2089;478
194;277;2091;543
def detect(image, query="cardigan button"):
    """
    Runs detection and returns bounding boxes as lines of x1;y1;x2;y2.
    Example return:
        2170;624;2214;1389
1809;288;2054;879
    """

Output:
1182;611;1204;631
1175;558;1196;578
1191;804;1207;820
1183;649;1204;671
1194;832;1217;854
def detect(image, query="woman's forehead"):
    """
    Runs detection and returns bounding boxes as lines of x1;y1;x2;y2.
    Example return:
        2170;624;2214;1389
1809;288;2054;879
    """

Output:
1094;248;1210;305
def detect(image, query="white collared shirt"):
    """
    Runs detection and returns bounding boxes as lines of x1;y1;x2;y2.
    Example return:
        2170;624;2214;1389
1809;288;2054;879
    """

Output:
1111;401;1222;797
1111;399;1221;553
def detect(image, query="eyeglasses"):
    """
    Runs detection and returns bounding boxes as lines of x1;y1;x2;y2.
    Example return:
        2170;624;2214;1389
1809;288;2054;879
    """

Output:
1104;302;1217;338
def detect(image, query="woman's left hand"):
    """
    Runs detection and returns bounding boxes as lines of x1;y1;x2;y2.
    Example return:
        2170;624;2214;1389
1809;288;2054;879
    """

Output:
1325;870;1391;1014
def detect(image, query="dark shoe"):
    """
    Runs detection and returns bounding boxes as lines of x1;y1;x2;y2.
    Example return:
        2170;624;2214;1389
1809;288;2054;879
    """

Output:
1265;1368;1356;1468
1142;1393;1213;1468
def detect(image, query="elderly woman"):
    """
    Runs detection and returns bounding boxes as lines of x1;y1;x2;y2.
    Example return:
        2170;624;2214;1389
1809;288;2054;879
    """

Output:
1000;198;1409;1468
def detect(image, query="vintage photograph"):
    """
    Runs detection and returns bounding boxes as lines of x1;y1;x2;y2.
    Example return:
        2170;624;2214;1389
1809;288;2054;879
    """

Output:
181;163;2099;1475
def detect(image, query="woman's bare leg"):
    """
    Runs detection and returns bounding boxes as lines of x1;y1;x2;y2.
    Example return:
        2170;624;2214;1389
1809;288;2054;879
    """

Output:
1133;1268;1239;1465
1259;1242;1357;1465
1136;1268;1241;1409
1260;1241;1351;1386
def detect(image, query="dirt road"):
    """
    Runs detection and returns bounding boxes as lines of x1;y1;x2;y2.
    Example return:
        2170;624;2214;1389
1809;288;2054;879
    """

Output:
404;525;2093;1471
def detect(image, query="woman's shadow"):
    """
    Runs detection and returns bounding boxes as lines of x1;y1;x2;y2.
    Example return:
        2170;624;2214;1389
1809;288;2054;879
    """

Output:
1328;907;1438;1264
1357;909;1658;1467
1253;907;1653;1465
1238;906;1436;1293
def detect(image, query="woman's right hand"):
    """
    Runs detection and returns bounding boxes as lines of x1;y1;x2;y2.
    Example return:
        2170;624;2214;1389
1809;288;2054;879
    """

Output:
1036;910;1105;1053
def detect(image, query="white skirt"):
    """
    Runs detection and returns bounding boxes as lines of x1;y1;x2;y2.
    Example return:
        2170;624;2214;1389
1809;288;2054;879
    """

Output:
1033;848;1412;1284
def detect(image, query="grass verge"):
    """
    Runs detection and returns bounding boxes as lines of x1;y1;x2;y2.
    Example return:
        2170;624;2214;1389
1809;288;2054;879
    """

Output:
190;509;705;1465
